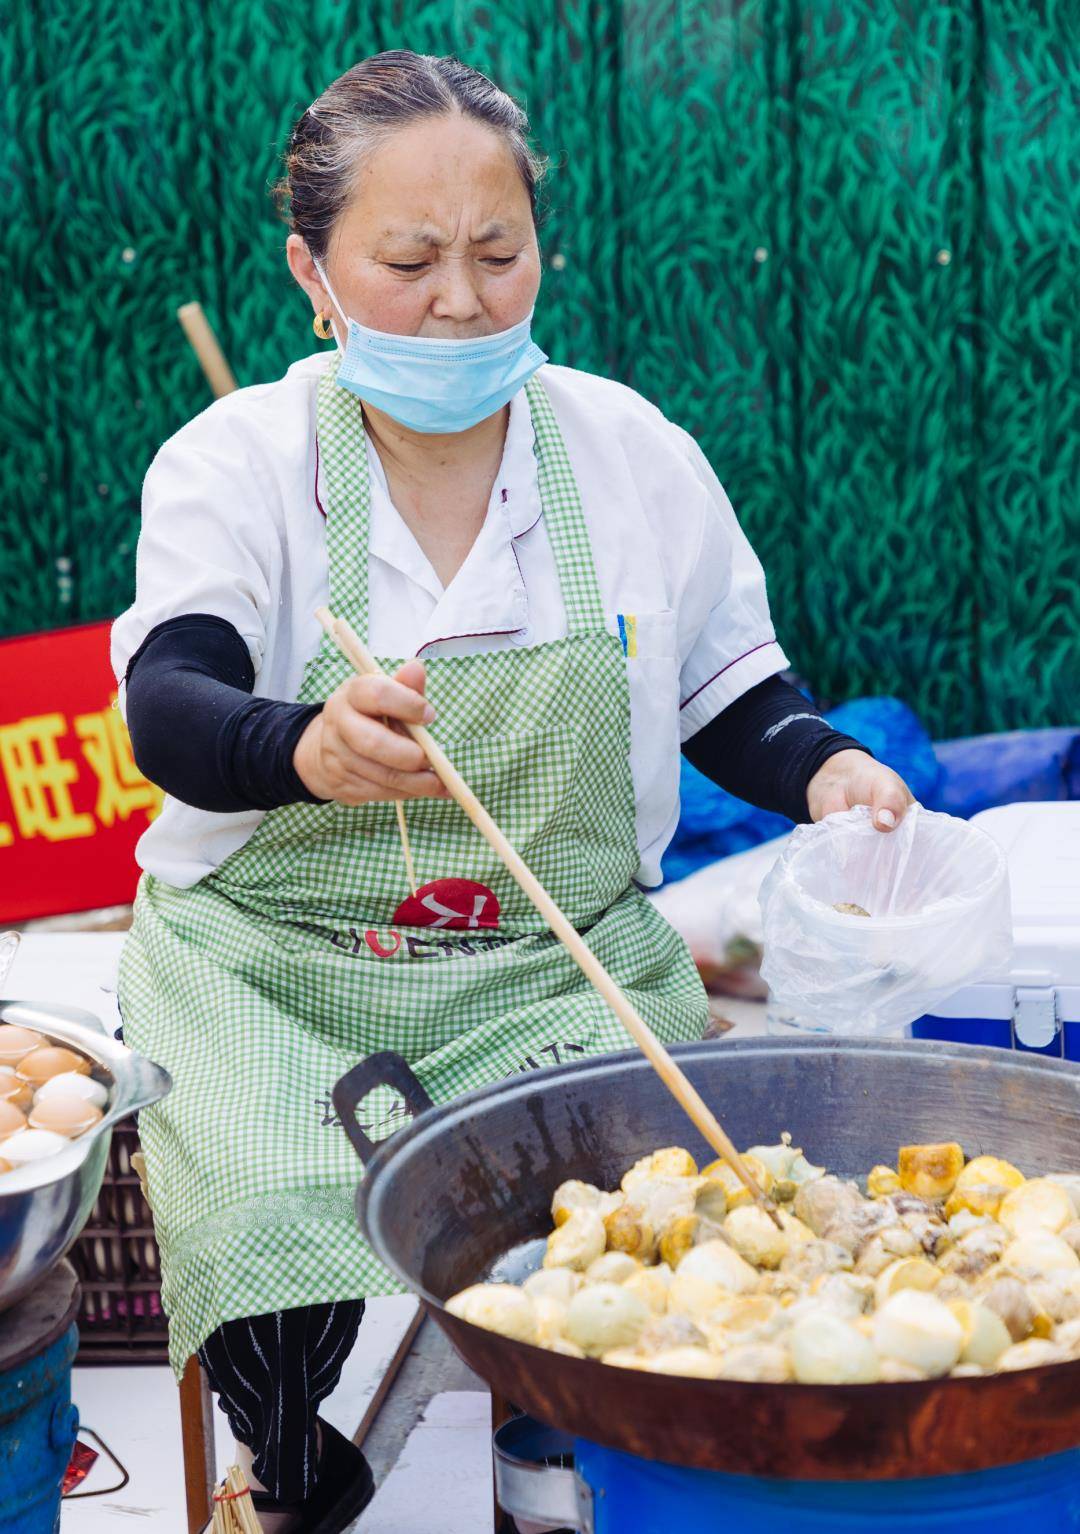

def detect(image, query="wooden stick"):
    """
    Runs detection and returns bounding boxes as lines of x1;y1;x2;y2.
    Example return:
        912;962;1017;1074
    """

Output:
179;1356;215;1533
228;1466;261;1534
210;1465;260;1534
317;606;780;1223
177;302;238;398
394;801;418;896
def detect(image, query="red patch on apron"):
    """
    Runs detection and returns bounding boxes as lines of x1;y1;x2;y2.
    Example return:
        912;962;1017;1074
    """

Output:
392;878;501;931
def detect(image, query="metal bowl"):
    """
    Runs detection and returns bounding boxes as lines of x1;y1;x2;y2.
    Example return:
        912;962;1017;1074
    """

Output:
0;999;170;1312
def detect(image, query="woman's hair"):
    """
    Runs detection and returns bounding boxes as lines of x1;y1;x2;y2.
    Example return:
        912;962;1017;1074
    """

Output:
274;51;547;261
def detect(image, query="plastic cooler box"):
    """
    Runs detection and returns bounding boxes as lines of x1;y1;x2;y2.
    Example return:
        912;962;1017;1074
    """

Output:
912;803;1080;1057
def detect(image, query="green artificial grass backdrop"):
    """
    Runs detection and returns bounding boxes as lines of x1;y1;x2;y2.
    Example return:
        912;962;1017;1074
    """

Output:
4;2;1077;735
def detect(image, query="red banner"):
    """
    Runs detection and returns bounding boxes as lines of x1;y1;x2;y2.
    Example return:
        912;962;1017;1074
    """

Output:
0;621;161;922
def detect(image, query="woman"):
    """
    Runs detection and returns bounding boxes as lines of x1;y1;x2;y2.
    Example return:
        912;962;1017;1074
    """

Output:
114;51;912;1533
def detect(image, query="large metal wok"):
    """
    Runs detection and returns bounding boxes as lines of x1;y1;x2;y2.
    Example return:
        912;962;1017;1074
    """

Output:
334;1038;1080;1481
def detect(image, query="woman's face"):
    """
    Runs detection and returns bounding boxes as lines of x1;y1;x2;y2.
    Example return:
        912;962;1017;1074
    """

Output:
289;113;541;340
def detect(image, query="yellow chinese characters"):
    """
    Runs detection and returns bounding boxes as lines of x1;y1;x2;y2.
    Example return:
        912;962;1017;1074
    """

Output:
0;712;94;843
0;698;162;846
74;699;163;828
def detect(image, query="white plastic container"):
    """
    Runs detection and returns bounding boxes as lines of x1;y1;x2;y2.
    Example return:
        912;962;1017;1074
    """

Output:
911;802;1080;1057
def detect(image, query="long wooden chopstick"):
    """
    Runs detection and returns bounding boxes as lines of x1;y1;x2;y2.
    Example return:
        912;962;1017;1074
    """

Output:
317;606;780;1224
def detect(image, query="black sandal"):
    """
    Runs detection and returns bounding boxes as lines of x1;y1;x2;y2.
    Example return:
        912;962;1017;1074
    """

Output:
247;1419;376;1534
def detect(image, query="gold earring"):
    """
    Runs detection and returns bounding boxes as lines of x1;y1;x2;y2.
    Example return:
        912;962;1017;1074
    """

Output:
313;310;334;341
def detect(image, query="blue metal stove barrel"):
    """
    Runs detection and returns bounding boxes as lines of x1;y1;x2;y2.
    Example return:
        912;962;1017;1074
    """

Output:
493;1417;1080;1532
575;1439;1080;1533
0;1262;81;1534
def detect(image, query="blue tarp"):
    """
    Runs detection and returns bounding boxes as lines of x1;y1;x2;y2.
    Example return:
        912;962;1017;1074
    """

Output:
930;727;1080;819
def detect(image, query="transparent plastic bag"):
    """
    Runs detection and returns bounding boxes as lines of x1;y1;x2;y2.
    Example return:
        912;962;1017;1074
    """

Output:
758;804;1012;1035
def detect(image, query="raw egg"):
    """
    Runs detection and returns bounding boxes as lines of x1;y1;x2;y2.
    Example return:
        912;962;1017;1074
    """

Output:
35;1072;108;1110
3;1128;70;1164
0;1025;42;1066
0;1068;32;1109
29;1097;102;1138
0;1101;26;1140
16;1047;91;1087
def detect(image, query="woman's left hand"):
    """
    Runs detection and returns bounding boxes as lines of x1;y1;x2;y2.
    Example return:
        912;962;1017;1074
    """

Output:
806;749;914;832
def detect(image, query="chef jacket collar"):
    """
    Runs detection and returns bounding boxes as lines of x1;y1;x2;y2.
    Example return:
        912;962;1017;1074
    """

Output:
360;386;542;651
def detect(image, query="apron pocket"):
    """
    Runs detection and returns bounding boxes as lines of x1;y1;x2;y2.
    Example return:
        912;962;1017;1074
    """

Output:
403;722;585;874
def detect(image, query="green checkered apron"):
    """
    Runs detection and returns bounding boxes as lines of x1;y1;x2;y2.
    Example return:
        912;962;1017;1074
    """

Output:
119;360;708;1375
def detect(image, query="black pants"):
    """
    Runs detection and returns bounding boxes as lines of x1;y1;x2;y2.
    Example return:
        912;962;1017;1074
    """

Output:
197;1300;366;1504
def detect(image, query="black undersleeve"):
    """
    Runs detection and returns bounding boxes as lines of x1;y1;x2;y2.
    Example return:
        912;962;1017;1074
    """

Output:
124;614;324;813
681;674;869;823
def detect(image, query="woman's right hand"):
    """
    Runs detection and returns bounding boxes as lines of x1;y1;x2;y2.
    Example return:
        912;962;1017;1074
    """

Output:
293;659;449;804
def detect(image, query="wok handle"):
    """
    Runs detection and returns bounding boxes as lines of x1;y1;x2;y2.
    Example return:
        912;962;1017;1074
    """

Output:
332;1051;435;1167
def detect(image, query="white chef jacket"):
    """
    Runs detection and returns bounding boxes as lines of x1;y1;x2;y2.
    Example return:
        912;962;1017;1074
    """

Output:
111;352;788;889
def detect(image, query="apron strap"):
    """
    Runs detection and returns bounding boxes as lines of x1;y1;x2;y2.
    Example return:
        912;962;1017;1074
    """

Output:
524;375;606;635
314;359;606;641
317;358;373;639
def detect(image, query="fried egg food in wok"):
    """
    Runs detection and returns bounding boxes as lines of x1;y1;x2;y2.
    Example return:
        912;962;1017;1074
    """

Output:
448;1136;1080;1382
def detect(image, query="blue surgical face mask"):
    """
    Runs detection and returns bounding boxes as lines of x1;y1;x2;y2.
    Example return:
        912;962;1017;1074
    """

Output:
313;259;548;434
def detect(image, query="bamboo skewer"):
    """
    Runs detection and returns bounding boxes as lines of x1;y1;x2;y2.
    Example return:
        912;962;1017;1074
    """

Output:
395;799;418;896
210;1465;260;1534
229;1467;260;1534
317;606;781;1224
